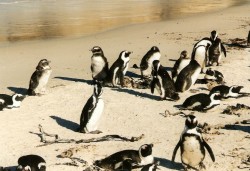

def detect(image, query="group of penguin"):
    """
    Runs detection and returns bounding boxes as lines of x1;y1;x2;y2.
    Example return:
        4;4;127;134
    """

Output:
0;30;248;171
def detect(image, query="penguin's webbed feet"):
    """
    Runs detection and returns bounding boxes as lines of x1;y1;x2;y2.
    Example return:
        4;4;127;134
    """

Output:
89;130;103;134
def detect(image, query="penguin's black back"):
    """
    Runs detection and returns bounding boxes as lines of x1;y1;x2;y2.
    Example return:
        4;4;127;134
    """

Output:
183;93;210;108
210;85;230;96
140;47;159;70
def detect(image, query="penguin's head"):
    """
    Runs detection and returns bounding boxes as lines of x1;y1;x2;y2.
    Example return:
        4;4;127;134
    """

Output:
120;50;132;61
139;144;153;157
185;115;198;129
36;59;51;71
231;85;244;93
210;30;218;41
210;92;222;100
12;94;25;102
90;46;104;56
150;46;160;52
93;81;103;97
180;50;188;58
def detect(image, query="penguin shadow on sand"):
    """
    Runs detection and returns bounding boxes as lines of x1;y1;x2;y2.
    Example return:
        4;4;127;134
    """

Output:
50;115;79;132
8;87;28;95
111;87;159;100
154;157;183;170
54;76;92;85
223;124;250;134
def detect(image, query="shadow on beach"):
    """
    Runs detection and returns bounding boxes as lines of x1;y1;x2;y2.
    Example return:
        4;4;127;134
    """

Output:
155;157;183;170
7;87;28;95
50;115;79;132
54;76;92;85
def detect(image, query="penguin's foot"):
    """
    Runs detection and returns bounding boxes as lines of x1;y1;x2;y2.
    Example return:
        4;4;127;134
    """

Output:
89;130;102;134
199;162;206;170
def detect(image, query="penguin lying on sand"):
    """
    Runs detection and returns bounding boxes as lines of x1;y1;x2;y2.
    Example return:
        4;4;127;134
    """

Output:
141;161;160;171
210;85;248;98
181;92;221;112
106;50;132;87
27;59;52;96
94;144;154;171
172;115;215;171
16;154;46;171
78;81;104;134
90;46;109;83
196;68;225;84
151;60;179;101
0;94;25;111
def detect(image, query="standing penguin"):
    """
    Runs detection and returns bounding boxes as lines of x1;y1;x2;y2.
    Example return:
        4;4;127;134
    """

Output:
140;46;161;80
0;94;25;110
191;43;210;73
151;60;179;101
181;92;221;112
210;85;246;98
106;50;132;87
192;30;218;50
94;144;154;171
208;38;227;66
27;59;52;96
90;46;109;82
171;50;191;82
175;60;201;92
78;81;104;134
172;115;215;170
16;154;46;171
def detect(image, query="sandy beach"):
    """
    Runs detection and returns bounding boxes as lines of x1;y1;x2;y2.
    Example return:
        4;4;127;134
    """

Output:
0;3;250;171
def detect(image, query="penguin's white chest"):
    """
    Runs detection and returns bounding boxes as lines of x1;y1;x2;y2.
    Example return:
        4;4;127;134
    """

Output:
86;99;104;132
36;70;52;93
182;137;204;167
91;56;106;75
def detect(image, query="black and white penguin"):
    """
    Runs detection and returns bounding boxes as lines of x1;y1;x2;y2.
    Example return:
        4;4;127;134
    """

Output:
175;60;201;92
210;85;246;98
16;154;46;171
90;46;109;82
181;92;221;112
106;50;132;87
172;115;215;170
94;144;154;171
141;161;159;171
208;37;227;66
204;68;225;84
151;60;179;101
78;81;104;134
27;59;52;96
0;94;25;110
191;43;210;73
140;46;161;80
192;30;218;50
171;50;191;82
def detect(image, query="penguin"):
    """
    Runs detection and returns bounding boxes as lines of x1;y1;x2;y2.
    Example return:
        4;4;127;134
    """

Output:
16;154;46;171
94;144;154;171
247;30;250;46
0;167;10;171
175;60;201;92
78;81;104;134
171;50;191;82
208;37;227;66
172;115;215;170
210;85;246;98
191;43;210;73
204;68;225;84
181;92;221;112
0;94;25;110
106;50;132;87
140;46;161;80
192;30;218;50
141;161;160;171
27;59;52;96
90;46;109;82
151;60;179;101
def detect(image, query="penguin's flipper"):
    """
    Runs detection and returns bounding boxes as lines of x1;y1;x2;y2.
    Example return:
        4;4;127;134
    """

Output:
221;44;227;57
150;78;157;94
172;139;181;162
203;139;215;162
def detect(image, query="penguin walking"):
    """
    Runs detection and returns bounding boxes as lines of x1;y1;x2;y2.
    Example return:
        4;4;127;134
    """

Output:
140;46;161;80
0;94;25;111
175;60;201;92
16;154;46;171
78;81;104;134
210;85;247;98
27;59;52;96
181;92;221;112
90;46;109;83
151;60;179;101
171;50;191;82
172;115;215;170
106;50;132;87
94;144;154;171
208;38;227;66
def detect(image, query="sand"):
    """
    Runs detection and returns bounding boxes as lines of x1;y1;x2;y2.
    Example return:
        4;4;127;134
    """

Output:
0;3;250;171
